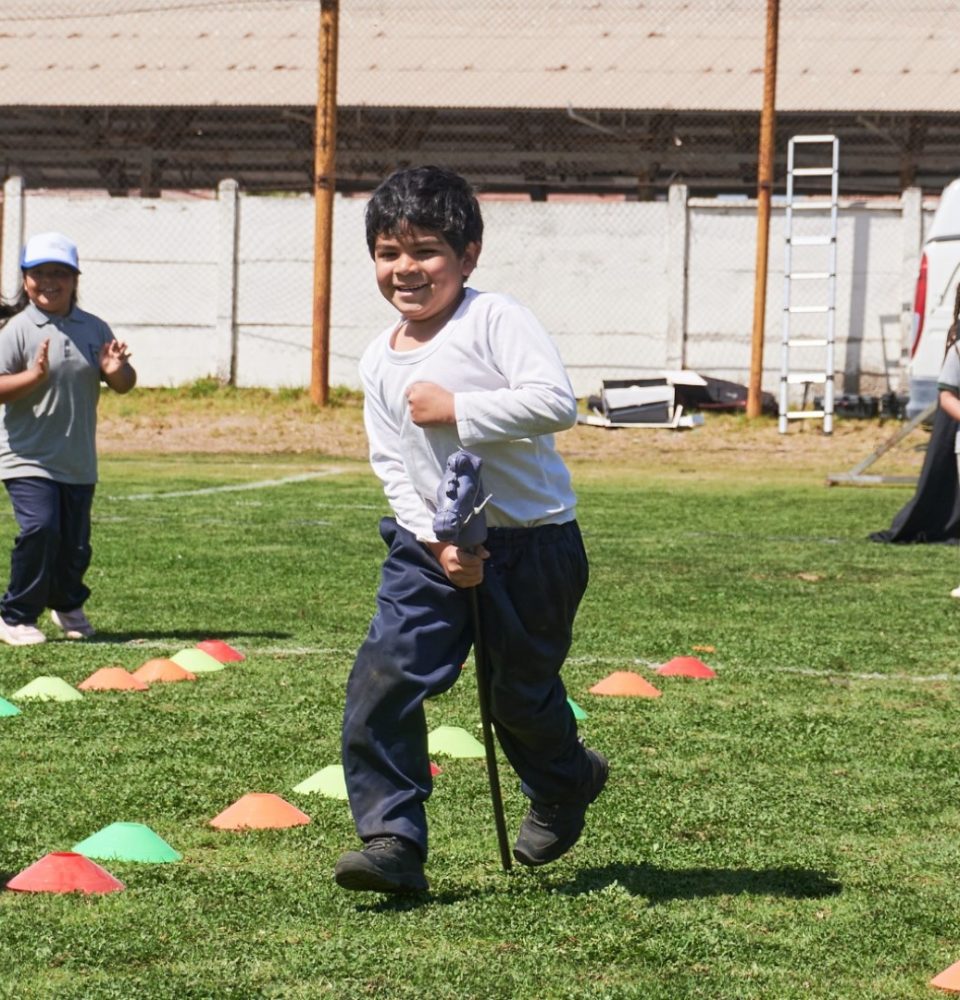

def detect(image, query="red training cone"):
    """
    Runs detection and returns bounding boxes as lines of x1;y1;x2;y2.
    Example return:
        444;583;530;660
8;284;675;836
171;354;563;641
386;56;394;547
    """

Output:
656;656;717;679
78;667;150;691
7;851;124;894
589;671;662;698
210;792;311;830
196;639;245;662
132;659;197;684
931;959;960;992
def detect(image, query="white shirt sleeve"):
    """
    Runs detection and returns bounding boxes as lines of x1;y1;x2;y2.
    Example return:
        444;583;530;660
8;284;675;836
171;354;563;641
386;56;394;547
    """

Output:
361;356;439;541
453;300;577;447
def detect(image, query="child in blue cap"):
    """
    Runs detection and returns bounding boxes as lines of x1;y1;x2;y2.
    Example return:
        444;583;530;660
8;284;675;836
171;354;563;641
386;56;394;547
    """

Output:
334;166;607;894
0;232;136;644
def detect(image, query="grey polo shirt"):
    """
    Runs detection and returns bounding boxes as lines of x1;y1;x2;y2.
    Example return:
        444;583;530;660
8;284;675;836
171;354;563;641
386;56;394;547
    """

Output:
0;303;114;483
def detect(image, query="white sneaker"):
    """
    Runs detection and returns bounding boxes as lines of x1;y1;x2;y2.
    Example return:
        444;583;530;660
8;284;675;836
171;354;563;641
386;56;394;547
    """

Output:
952;585;960;599
50;607;96;639
0;618;46;646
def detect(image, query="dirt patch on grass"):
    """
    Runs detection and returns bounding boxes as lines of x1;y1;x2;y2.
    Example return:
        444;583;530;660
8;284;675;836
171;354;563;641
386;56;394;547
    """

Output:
98;388;929;482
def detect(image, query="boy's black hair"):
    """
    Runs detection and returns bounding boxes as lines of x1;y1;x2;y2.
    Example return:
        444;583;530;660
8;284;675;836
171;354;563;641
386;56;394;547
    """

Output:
365;165;483;258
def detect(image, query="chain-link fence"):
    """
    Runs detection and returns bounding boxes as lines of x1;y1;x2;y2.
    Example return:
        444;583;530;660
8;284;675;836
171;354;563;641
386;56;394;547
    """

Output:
0;1;956;400
2;1;956;198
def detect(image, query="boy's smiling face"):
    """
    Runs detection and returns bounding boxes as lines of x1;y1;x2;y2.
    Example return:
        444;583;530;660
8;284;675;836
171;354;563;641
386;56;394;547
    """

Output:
374;225;479;335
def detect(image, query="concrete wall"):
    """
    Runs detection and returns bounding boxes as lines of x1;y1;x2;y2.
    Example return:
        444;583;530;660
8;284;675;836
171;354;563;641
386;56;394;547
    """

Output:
1;178;928;400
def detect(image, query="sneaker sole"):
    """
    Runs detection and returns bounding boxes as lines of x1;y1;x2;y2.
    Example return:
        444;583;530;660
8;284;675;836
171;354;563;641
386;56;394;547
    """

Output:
0;634;46;646
334;863;428;894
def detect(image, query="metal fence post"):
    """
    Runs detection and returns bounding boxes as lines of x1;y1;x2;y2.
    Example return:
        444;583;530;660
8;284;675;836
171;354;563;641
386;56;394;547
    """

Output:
217;178;240;385
666;183;689;371
1;175;24;302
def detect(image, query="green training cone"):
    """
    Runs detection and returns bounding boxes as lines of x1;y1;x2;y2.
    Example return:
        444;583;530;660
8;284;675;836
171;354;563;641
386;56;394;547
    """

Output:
73;822;182;863
293;765;348;799
11;676;83;702
170;648;226;674
0;696;21;717
428;725;485;758
567;697;588;720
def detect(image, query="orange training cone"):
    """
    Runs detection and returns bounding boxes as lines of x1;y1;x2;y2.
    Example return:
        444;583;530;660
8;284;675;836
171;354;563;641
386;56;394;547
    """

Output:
132;659;197;684
210;792;311;830
197;639;245;662
78;667;150;691
932;959;960;992
589;671;662;698
656;656;717;679
7;851;124;894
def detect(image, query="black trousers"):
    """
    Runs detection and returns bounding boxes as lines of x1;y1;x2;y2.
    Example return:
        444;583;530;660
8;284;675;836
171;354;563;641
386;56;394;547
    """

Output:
342;516;591;859
1;477;94;626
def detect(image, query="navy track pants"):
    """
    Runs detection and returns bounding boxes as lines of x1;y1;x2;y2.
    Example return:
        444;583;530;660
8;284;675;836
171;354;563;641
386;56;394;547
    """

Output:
342;516;592;859
1;477;94;626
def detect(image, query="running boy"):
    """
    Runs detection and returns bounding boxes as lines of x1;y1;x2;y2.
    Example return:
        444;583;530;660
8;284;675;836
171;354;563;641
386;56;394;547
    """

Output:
335;166;607;894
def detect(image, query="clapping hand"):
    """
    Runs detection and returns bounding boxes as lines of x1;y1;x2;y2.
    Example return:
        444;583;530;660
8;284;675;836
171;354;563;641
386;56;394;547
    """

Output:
30;339;50;384
99;339;132;376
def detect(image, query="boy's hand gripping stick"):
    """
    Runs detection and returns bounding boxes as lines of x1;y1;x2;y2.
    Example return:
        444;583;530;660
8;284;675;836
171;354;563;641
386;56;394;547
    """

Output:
433;449;491;551
433;450;511;871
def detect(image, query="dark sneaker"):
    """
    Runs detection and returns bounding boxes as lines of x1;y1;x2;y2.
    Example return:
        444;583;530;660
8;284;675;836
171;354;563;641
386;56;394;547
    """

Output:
513;748;608;867
334;835;429;893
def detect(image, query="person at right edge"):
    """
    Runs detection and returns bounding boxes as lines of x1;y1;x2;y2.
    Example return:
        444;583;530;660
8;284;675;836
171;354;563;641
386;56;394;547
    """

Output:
936;284;960;597
334;165;607;894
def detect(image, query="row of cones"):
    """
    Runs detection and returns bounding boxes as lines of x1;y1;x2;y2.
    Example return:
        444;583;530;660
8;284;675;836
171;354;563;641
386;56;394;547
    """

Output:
7;790;319;893
588;656;717;699
0;640;245;710
5;639;247;893
4;709;574;891
7;821;182;894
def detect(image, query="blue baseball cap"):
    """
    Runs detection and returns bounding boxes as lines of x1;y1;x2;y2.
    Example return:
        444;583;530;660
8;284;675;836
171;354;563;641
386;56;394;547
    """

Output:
20;232;81;273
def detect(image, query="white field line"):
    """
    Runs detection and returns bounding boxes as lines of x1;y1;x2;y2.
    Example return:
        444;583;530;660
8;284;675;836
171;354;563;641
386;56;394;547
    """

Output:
565;656;960;685
116;641;353;656
106;644;960;684
107;467;349;501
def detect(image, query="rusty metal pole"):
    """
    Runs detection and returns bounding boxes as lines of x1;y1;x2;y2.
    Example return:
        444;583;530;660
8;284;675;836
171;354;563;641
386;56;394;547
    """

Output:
311;0;340;406
747;0;779;418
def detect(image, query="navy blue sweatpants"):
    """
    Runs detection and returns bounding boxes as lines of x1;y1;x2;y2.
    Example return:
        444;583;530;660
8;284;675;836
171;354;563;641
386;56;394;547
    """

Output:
342;516;592;860
1;478;94;626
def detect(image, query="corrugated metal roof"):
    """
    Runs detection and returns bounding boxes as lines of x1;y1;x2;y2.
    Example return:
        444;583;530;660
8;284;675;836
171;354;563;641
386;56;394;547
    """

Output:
0;1;959;112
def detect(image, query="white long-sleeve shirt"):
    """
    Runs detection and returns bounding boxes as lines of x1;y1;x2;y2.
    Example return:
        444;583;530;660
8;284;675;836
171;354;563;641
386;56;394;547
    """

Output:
359;288;578;542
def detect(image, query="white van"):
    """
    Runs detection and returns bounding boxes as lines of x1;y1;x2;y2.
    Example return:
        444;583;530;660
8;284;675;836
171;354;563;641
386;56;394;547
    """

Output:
908;178;960;418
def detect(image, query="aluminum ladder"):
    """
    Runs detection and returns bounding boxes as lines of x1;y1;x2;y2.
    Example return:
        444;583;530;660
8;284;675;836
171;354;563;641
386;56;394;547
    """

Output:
778;134;839;434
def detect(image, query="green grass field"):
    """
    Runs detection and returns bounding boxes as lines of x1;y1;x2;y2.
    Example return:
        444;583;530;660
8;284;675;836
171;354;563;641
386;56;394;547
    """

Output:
2;435;960;999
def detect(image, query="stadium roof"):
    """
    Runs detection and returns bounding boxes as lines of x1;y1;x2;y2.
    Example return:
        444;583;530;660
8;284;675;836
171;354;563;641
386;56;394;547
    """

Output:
0;1;958;113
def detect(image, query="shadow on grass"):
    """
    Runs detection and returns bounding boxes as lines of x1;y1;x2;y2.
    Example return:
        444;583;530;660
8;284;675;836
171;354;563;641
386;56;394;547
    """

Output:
340;864;842;913
556;862;842;903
